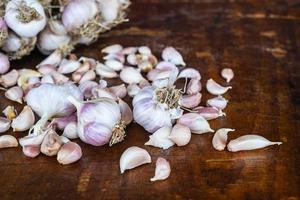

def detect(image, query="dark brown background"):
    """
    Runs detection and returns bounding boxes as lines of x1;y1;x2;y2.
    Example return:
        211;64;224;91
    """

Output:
1;0;300;199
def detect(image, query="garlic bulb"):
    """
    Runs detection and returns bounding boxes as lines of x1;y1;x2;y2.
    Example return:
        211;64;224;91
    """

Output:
206;78;232;95
5;0;47;38
145;126;174;149
177;113;214;134
0;52;10;74
11;106;35;132
150;157;171;182
169;124;191;146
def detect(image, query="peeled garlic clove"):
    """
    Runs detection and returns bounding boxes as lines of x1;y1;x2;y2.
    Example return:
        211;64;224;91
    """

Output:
41;130;63;156
0;135;18;148
95;62;118;78
105;60;124;71
212;128;235;151
5;86;23;104
178;113;214;134
194;106;225;120
221;68;234;83
120;146;151;174
102;44;123;54
50;71;69;84
145;126;174;149
22;145;41;158
162;46;185;66
58;59;81;74
41;74;55;84
62;122;78;139
187;78;202;95
57;141;82;165
179;93;202;109
121;47;138;55
0;69;19;88
127;53;138;65
138;46;152;55
120;67;146;84
109;84;127;99
38;65;57;75
156;61;177;71
206;78;232;95
127;84;141;97
79;70;96;84
169;124;191;146
150;157;171;182
2;106;17;120
118;99;133;125
0;117;11;133
11;106;35;132
178;68;201;79
207;96;228;110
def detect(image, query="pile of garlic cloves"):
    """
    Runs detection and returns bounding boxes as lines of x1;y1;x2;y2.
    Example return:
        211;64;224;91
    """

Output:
0;44;282;181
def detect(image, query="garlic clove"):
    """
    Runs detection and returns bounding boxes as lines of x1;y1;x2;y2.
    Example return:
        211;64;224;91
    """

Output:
121;47;138;55
120;146;151;174
38;64;57;75
58;59;81;74
103;53;125;64
41;130;63;156
127;84;141;97
221;68;234;83
91;87;117;100
60;136;70;144
76;62;90;73
138;46;152;55
19;132;47;147
178;68;201;80
0;117;11;133
139;79;151;89
150;157;171;182
156;61;177;71
179;93;202;109
57;142;82;165
207;96;228;110
109;84;127;99
102;44;123;54
50;71;69;84
187;78;202;95
145;126;174;149
138;60;153;73
162;46;185;66
36;49;63;68
99;80;108;89
206;78;232;95
79;80;98;99
118;99;133;125
79;70;96;84
11;106;35;132
152;78;169;88
127;53;138;65
2;106;17;121
227;135;282;152
22;145;41;158
120;67;146;84
41;74;55;84
62;122;78;139
50;114;77;131
5;86;23;104
95;62;118;78
105;60;124;71
169;124;191;146
194;106;225;120
0;69;19;88
78;57;97;70
0;135;18;148
0;52;10;74
178;113;214;134
83;122;112;146
212;128;235;151
72;72;83;83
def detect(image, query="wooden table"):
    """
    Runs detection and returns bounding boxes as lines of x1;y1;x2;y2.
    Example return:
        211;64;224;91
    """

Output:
1;0;300;199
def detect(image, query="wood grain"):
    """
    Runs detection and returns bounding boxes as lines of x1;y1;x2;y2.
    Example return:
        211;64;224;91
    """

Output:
0;0;300;199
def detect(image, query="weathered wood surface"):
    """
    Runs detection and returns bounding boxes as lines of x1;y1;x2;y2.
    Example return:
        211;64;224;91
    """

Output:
0;0;300;199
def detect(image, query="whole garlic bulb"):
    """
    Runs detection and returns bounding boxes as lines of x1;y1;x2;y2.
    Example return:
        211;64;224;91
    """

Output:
4;0;47;38
98;0;121;24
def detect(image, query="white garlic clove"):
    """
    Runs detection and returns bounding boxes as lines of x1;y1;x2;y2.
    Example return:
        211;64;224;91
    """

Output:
139;79;151;89
38;65;57;75
0;117;11;133
179;93;202;109
62;122;78;139
147;68;179;82
169;124;191;146
5;86;23;104
227;135;282;152
156;61;177;71
60;136;70;144
76;62;90;73
58;59;81;74
36;49;63;68
0;135;18;148
127;53;138;65
109;84;127;99
2;106;17;121
127;84;141;97
41;130;63;156
187;78;202;95
120;146;151;174
138;46;152;55
91;87;117;100
145;126;174;149
103;53;125;64
101;44;123;54
79;70;96;84
206;78;232;95
78;80;98;99
178;68;201;80
150;157;171;182
99;79;108;89
105;60;124;71
50;71;69;84
57;141;82;165
95;62;118;78
221;68;234;83
118;99;133;125
0;52;10;74
0;69;19;88
193;106;225;120
120;67;146;84
19;132;47;147
212;128;235;151
207;96;228;110
162;46;185;66
121;47;138;55
41;74;55;84
22;145;41;158
178;113;214;134
11;106;35;132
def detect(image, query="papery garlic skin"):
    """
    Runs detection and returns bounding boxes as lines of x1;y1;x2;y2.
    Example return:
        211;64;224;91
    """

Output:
212;128;235;151
206;79;232;95
145;126;174;150
57;141;82;165
227;135;282;152
0;52;10;74
0;135;18;148
177;113;214;134
150;157;171;182
0;17;8;47
11;106;35;132
5;0;47;38
41;130;63;156
120;146;151;174
0;117;11;133
169;124;191;146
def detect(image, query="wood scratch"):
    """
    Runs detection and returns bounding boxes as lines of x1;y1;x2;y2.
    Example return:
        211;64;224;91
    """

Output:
195;51;213;59
104;27;171;37
260;31;277;38
232;11;300;21
264;47;287;58
77;170;92;193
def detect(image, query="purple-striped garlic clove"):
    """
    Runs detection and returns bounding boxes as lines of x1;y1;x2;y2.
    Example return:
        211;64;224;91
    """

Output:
83;122;112;146
57;141;82;165
118;99;133;125
109;84;127;99
36;49;63;68
0;135;18;148
62;122;78;139
78;80;98;99
91;87;117;100
50;71;69;84
177;113;214;134
79;70;96;84
206;78;232;95
221;68;234;83
193;106;225;120
207;96;228;110
103;53;125;64
41;130;63;156
0;117;11;133
50;114;77;130
162;46;185;66
150;157;171;182
120;67;146;84
0;69;19;88
212;128;235;151
22;145;41;158
187;78;202;95
5;86;23;104
156;61;177;71
169;124;191;146
178;68;201;80
179;93;202;109
11;106;35;132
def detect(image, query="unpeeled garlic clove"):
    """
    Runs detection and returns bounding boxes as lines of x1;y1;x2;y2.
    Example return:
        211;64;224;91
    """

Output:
150;157;171;182
38;65;57;75
11;106;35;132
145;126;174;149
36;49;63;68
78;80;98;99
194;106;225;120
120;67;146;84
95;62;118;78
76;62;90;73
60;136;70;144
179;93;202;109
118;99;133;125
91;87;117;100
221;68;234;83
138;46;152;55
127;53;138;65
62;122;78;139
156;61;176;71
207;96;228;110
178;68;201;80
121;47;138;55
50;71;69;84
212;128;235;151
41;130;63;156
0;135;18;148
58;59;81;74
103;53;125;64
206;78;232;95
57;141;82;165
178;113;214;134
109;84;127;99
227;135;282;152
127;84;141;97
187;78;202;95
169;124;191;146
105;60;124;71
22;145;41;158
120;146;151;174
79;70;96;84
0;117;11;133
162;46;185;66
19;132;47;147
41;74;55;84
0;69;19;88
102;44;123;54
5;86;23;104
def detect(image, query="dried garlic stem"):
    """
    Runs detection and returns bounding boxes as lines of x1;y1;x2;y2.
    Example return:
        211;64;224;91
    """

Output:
155;86;182;109
17;1;42;23
109;120;126;146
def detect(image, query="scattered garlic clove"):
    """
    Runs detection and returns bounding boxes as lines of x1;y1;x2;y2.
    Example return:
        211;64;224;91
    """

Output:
227;135;282;152
62;122;78;139
118;99;133;125
212;128;235;151
109;84;127;99
150;157;171;182
0;135;18;148
11;106;35;132
57;141;82;165
95;62;118;78
103;53;125;64
156;61;176;71
2;106;17;120
0;52;10;74
5;86;23;104
19;132;47;147
178;113;214;134
50;114;77;130
0;69;19;88
72;72;83;83
78;80;98;99
145;126;174;149
102;44;123;54
41;74;55;84
38;65;57;75
22;145;41;158
79;70;96;84
105;60;124;71
127;53;138;65
179;93;202;109
221;68;234;83
0;117;11;133
60;136;70;144
99;79;108;89
50;71;69;84
169;124;191;146
207;96;228;110
178;68;201;80
147;69;178;82
120;146;151;174
17;69;42;89
78;57;97;70
58;59;81;74
41;130;63;156
193;106;225;120
162;46;185;66
76;62;90;73
187;78;202;95
36;49;63;68
138;46;152;55
91;87;117;100
206;78;232;95
127;84;141;97
120;67;146;84
121;47;138;55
